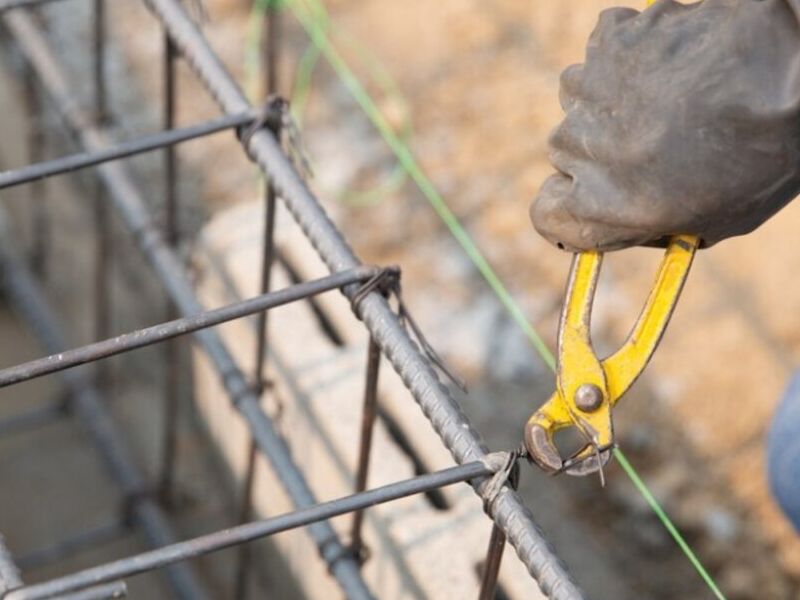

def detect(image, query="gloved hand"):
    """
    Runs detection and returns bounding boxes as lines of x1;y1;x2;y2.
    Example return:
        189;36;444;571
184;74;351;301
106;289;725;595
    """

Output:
532;0;800;252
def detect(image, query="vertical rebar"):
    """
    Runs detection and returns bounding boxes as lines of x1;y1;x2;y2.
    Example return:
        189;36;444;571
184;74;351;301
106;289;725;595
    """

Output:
477;524;507;600
163;37;178;249
5;11;373;595
232;5;281;597
92;0;111;367
349;337;381;562
92;0;107;120
478;464;518;600
0;211;209;600
24;44;47;276
158;30;181;504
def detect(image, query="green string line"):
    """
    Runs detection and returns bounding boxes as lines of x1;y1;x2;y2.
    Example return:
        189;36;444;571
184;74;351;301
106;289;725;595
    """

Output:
247;0;411;206
615;450;726;600
287;0;556;371
276;1;725;596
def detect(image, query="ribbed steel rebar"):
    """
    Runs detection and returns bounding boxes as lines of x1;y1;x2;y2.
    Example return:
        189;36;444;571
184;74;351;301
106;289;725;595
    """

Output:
0;267;378;389
0;10;373;599
0;0;70;12
0;112;254;190
141;0;584;597
5;458;497;600
0;213;208;600
52;581;127;600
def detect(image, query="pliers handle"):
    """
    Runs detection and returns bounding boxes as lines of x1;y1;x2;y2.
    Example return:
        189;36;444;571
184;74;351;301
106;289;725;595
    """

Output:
524;234;698;479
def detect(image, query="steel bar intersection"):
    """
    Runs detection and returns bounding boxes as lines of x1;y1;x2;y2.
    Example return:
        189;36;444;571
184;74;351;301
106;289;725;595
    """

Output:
0;1;585;599
5;458;500;600
0;266;381;389
142;0;583;598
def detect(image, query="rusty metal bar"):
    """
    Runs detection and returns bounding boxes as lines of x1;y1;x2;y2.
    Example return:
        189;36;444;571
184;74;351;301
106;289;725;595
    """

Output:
0;112;254;190
15;521;127;572
5;457;501;600
91;0;110;390
0;2;587;598
55;581;127;600
0;11;374;598
233;6;282;596
0;400;66;437
141;0;583;597
0;212;208;600
0;267;378;389
0;0;71;12
478;524;507;600
92;0;106;124
349;336;381;562
158;26;180;504
23;33;47;276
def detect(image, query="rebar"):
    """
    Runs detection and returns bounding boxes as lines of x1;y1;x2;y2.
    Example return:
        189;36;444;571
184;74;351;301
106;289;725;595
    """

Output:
0;267;378;388
91;0;110;390
5;457;498;600
141;0;584;597
0;112;254;189
0;2;592;598
158;25;180;504
1;10;374;598
0;211;208;600
23;29;47;276
55;581;127;600
233;8;281;595
0;0;70;12
350;337;381;562
0;400;66;437
478;524;508;600
16;521;127;572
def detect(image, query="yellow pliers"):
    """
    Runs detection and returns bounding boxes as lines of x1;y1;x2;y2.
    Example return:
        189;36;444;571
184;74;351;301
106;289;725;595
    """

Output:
523;234;698;480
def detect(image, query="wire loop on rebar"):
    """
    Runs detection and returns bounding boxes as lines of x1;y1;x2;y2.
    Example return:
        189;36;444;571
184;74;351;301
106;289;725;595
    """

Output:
238;94;286;146
483;448;522;512
350;265;401;319
0;1;589;598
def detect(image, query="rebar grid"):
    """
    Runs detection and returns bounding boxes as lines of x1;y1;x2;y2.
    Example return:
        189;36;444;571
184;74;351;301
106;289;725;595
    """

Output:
0;1;584;599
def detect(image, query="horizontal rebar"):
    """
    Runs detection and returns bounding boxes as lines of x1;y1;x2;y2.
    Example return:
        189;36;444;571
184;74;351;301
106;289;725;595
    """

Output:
6;457;499;600
0;400;66;437
0;111;255;190
0;10;373;598
0;211;209;600
53;581;126;600
0;0;71;12
16;521;128;572
0;266;379;389
142;1;584;598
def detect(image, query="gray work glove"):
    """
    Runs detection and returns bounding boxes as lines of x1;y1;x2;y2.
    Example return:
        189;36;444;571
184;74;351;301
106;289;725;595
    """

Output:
532;0;800;251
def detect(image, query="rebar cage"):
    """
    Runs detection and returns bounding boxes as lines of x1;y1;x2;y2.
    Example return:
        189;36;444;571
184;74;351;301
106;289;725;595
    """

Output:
0;1;584;599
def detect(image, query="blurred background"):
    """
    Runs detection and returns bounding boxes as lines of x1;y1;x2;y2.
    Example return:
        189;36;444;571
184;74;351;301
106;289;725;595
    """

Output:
1;0;799;598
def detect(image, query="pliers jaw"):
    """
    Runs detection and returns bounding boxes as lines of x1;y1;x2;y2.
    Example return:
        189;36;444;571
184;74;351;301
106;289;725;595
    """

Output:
523;390;614;478
524;234;698;480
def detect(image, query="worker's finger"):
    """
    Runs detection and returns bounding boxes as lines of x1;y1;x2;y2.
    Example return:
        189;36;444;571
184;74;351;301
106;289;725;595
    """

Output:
558;64;583;112
589;7;638;46
530;173;581;251
532;173;634;251
547;104;607;166
638;0;692;24
535;0;800;251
